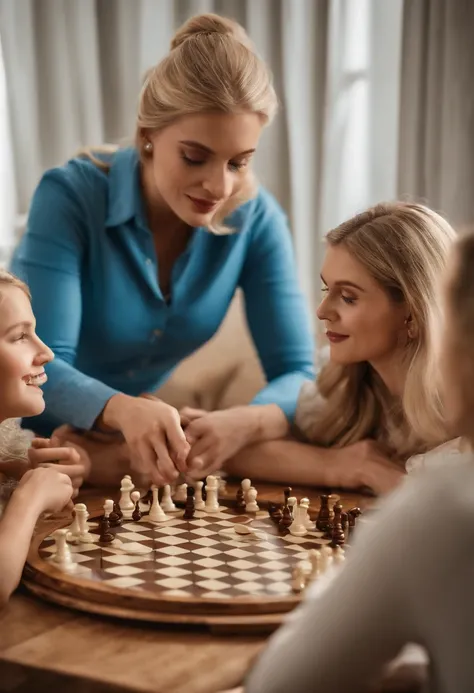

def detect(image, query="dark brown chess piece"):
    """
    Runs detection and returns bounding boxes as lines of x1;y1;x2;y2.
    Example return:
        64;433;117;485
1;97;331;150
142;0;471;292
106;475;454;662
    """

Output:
132;498;142;522
278;504;293;532
284;487;292;507
236;486;246;513
272;506;283;524
341;511;348;534
268;503;282;525
324;502;341;539
330;504;345;547
109;503;122;527
347;507;362;537
142;489;153;506
183;486;195;520
99;515;114;545
316;494;331;533
113;501;123;524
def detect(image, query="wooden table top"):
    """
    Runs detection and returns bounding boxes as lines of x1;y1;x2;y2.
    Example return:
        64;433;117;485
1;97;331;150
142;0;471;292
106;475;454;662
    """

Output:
0;482;370;693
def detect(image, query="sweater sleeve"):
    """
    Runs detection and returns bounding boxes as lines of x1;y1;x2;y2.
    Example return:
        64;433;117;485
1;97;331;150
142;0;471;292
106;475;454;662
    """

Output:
10;169;119;431
245;479;423;693
239;192;315;421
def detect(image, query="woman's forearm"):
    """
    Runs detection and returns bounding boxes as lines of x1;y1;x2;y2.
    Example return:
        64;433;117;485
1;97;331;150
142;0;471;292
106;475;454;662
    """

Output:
225;439;337;486
245;404;290;444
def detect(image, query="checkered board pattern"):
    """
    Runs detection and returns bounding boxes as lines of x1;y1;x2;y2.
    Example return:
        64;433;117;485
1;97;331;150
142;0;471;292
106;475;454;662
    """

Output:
38;507;329;600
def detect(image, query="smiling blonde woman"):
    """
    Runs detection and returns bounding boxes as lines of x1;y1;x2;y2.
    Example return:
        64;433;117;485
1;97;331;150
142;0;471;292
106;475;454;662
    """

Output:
227;202;457;495
11;13;315;487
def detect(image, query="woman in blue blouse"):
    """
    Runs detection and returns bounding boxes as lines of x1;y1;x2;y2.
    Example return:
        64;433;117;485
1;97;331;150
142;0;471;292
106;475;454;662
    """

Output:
11;13;314;486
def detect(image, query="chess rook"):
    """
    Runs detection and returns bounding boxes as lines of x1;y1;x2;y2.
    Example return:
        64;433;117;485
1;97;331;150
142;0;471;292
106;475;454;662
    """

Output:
289;502;308;537
300;498;313;530
316;495;331;532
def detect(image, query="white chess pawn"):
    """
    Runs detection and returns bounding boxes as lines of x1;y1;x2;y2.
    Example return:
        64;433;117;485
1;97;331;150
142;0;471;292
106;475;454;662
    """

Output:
148;485;170;523
300;498;314;530
131;490;141;509
204;475;219;512
67;507;81;540
289;503;308;536
103;499;114;518
160;485;177;512
52;528;76;570
307;548;322;581
173;483;187;502
194;481;205;510
245;486;259;513
75;503;97;543
241;478;252;503
333;545;346;566
291;562;307;593
119;475;135;517
320;545;333;573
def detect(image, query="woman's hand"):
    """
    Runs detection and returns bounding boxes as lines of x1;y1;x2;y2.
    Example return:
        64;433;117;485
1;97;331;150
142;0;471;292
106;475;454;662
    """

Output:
181;406;271;479
28;437;91;497
327;439;406;495
102;394;190;486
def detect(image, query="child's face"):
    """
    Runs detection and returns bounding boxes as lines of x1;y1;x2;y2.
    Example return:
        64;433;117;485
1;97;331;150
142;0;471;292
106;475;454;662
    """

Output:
0;285;53;420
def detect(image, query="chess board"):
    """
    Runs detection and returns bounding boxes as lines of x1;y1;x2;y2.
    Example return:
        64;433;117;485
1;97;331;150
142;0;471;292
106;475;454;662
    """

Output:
23;500;335;633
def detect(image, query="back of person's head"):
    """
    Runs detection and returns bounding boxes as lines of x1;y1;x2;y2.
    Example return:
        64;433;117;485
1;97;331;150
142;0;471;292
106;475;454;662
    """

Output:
136;13;277;141
443;230;474;441
299;201;456;459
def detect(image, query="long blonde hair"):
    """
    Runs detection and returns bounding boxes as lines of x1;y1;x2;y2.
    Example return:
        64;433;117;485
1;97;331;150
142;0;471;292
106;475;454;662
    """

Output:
296;202;456;459
443;230;474;439
79;13;277;234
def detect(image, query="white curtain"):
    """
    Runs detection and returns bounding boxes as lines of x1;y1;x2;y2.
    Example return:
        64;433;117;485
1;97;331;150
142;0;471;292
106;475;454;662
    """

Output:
398;0;474;229
0;34;16;264
0;0;403;314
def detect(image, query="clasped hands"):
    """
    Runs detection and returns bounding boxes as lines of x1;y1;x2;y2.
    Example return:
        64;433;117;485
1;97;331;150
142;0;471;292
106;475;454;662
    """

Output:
126;395;258;486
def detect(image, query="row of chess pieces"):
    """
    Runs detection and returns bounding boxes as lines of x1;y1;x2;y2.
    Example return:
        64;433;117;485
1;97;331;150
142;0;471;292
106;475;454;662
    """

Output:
291;544;346;593
263;488;362;544
48;473;229;568
286;493;362;594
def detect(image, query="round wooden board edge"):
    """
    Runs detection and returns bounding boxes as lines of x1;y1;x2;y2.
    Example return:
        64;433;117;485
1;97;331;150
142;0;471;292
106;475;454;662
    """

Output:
22;579;284;634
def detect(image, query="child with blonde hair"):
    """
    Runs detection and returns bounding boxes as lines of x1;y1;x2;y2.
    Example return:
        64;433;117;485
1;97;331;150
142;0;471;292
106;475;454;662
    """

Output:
0;270;89;606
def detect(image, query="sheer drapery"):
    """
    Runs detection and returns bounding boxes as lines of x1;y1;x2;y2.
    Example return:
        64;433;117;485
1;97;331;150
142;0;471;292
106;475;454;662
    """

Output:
0;0;403;309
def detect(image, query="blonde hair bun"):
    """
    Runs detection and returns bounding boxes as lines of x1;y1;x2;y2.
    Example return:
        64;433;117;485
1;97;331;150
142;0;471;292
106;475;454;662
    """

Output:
170;13;253;51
